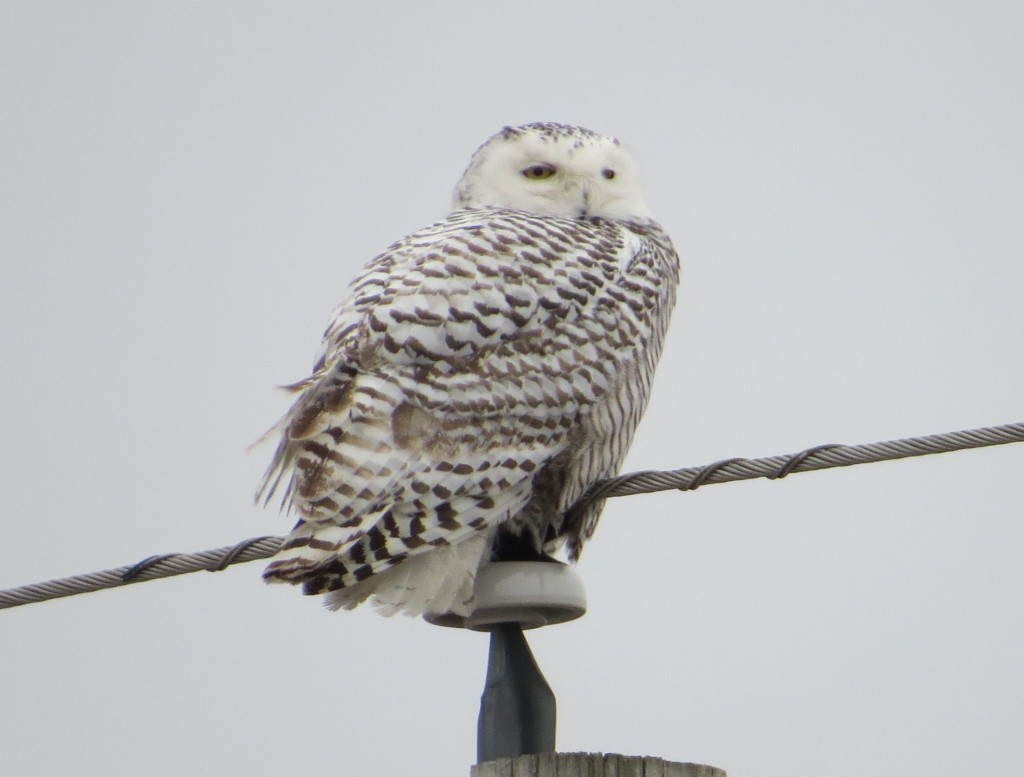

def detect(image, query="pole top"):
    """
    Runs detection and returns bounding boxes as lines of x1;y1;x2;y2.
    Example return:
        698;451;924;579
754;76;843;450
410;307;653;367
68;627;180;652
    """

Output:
472;753;727;776
424;561;587;631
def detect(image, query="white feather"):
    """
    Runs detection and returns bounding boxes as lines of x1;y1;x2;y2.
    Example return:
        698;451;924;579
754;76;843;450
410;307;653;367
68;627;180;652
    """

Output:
324;531;492;617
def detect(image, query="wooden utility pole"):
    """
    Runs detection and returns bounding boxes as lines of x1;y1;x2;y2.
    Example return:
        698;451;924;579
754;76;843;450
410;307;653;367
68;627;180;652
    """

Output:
472;753;726;776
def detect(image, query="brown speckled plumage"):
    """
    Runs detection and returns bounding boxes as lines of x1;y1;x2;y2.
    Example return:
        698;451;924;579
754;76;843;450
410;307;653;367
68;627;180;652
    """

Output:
258;123;679;616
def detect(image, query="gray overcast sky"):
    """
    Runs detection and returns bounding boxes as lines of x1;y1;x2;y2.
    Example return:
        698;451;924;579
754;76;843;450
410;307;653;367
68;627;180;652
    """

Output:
2;3;1022;776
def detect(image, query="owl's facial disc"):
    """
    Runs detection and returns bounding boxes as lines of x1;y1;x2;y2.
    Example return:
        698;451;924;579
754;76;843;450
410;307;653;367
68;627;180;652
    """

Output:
454;123;651;221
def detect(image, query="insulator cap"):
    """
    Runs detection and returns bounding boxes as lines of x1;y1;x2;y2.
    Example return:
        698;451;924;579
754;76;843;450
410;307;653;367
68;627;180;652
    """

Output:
425;561;587;631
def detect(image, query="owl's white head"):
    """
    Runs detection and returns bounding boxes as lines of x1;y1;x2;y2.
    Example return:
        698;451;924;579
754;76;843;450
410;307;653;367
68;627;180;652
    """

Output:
453;122;651;221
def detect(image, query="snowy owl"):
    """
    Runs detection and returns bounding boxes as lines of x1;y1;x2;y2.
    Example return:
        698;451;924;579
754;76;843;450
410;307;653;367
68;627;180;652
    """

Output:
258;122;680;616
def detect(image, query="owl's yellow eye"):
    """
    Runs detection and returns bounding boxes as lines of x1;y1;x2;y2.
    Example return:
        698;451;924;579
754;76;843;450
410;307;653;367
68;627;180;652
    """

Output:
522;163;557;180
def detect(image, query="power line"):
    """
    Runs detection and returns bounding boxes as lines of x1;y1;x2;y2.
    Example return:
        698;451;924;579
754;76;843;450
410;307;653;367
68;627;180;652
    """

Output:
2;421;1022;611
566;421;1024;518
0;536;284;610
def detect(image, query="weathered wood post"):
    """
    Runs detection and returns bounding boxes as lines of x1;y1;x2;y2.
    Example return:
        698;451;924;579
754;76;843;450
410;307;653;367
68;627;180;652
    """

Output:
471;752;726;776
426;561;726;776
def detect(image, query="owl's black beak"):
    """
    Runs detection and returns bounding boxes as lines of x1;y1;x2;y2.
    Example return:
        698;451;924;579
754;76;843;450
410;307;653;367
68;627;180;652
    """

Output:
576;181;591;219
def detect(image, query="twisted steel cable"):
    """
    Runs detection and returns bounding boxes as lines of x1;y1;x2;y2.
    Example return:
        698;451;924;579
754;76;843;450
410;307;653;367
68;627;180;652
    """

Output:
568;423;1024;512
0;536;284;610
2;421;1022;611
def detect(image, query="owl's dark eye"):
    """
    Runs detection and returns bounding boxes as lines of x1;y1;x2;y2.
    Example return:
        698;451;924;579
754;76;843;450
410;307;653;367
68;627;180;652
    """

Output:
522;163;557;180
602;168;616;180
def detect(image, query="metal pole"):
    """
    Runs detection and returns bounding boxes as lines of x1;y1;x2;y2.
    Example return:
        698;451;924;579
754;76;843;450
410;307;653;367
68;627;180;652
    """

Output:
477;623;556;763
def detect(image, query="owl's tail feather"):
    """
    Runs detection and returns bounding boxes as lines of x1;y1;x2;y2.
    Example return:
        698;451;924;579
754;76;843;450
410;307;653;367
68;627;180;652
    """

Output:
323;532;492;618
262;520;361;583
